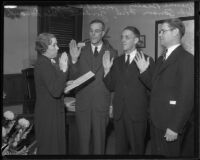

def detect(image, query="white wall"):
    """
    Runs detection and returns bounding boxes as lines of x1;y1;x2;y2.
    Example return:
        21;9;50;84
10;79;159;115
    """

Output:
81;2;194;59
4;6;38;74
3;3;194;74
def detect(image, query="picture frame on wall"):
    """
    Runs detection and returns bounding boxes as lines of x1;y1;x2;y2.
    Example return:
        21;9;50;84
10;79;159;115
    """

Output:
155;16;194;61
139;35;146;48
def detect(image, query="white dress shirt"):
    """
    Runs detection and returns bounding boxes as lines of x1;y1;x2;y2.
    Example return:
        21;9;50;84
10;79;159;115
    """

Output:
125;49;137;64
91;43;103;54
165;44;181;60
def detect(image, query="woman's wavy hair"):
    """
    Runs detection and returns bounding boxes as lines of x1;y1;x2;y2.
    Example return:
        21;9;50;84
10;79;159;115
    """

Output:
35;33;56;55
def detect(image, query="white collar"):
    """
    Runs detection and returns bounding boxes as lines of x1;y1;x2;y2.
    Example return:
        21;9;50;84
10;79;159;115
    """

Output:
166;44;180;59
91;43;103;53
125;49;137;63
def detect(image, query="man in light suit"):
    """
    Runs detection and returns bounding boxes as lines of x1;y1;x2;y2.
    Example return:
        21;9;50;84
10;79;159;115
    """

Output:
103;26;154;154
134;18;194;157
69;19;117;154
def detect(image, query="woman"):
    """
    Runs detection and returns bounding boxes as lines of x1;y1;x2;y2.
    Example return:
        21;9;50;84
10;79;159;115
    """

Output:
34;33;68;154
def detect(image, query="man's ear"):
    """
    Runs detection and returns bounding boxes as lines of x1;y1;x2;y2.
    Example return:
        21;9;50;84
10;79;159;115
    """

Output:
173;28;179;36
135;37;139;44
102;30;105;37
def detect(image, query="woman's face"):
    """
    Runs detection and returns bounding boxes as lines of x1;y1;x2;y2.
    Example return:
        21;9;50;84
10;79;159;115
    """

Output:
46;37;59;58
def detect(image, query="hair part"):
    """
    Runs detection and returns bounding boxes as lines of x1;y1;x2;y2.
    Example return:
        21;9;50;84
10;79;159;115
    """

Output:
123;26;141;48
35;33;56;55
89;19;105;31
164;18;185;38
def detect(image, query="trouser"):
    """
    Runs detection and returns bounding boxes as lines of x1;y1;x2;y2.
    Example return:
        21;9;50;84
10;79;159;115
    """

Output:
114;112;147;155
75;109;108;154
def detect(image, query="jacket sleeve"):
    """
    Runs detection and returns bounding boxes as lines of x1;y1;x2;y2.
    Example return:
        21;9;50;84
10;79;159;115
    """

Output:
103;58;117;92
68;61;81;80
169;55;194;133
139;56;155;90
40;62;68;98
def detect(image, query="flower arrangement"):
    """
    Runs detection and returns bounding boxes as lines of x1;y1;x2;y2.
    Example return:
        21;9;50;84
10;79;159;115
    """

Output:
2;110;37;155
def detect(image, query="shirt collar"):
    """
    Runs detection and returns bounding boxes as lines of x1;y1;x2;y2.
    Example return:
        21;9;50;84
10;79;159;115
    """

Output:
125;49;137;63
91;43;103;53
166;44;180;59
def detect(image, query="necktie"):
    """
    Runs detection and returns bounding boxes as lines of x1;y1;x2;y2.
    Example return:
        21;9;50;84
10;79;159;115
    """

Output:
163;49;168;61
94;47;98;57
125;54;130;67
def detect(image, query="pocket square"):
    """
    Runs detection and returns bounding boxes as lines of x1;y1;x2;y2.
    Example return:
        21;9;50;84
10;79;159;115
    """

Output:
169;100;176;105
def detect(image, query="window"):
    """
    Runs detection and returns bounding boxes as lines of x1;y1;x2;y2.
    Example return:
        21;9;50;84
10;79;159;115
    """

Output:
37;6;83;53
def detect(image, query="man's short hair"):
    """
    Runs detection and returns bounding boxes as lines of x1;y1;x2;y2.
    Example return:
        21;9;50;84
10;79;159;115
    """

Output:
164;18;185;38
89;19;105;31
123;26;140;38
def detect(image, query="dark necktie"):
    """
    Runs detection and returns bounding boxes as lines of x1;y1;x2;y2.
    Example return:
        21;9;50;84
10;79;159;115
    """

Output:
94;47;98;57
125;54;130;67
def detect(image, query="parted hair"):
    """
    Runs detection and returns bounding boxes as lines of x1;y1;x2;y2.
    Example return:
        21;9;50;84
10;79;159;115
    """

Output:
164;18;185;38
89;19;105;31
35;33;56;55
123;26;141;49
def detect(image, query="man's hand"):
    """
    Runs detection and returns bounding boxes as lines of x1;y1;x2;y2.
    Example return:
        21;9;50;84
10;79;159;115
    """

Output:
102;50;114;76
69;39;82;64
164;128;178;142
134;51;150;73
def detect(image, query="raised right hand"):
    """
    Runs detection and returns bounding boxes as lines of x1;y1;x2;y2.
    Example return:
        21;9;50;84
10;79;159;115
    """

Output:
69;39;82;63
102;51;114;75
59;52;68;72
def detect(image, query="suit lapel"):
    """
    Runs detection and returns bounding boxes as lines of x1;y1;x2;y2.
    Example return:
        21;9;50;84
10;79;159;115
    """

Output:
93;43;109;73
157;45;182;75
84;44;93;67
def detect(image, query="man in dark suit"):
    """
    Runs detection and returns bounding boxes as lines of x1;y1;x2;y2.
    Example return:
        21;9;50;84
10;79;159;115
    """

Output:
69;19;117;154
103;26;154;154
134;18;194;157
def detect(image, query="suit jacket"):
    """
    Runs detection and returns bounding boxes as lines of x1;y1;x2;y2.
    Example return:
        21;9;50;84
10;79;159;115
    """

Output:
69;41;117;113
103;53;154;121
139;45;194;133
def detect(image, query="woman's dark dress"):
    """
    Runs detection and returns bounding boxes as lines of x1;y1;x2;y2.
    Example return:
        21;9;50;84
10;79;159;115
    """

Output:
34;55;67;154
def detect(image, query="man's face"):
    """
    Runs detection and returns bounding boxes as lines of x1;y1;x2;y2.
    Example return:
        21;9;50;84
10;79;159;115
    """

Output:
89;22;105;45
121;29;138;53
46;37;59;58
159;23;174;48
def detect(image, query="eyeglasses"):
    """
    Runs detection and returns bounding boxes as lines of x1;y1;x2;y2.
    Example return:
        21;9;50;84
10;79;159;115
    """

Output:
158;29;173;34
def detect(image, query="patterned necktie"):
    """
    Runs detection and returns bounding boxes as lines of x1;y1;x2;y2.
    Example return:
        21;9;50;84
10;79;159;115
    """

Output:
125;54;130;67
162;49;168;61
94;47;98;57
